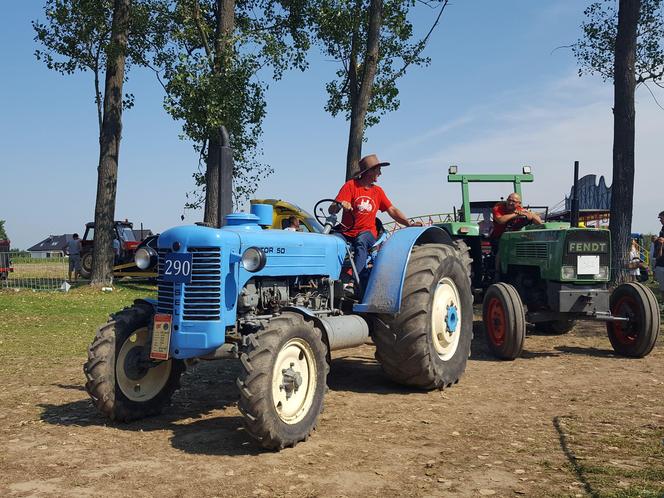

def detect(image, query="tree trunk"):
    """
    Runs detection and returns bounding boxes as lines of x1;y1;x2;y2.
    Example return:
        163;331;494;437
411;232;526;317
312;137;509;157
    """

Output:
90;0;130;286
203;0;235;225
609;0;640;284
345;0;382;181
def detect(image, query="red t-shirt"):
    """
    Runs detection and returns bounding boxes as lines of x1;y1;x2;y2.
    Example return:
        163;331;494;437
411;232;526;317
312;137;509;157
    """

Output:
490;202;527;238
335;179;392;238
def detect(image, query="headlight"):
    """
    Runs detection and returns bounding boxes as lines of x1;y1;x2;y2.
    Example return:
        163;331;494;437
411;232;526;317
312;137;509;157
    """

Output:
134;247;157;270
242;247;266;272
594;266;609;280
561;266;576;280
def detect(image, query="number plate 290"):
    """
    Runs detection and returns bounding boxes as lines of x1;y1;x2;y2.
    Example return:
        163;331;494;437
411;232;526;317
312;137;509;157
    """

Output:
162;253;193;284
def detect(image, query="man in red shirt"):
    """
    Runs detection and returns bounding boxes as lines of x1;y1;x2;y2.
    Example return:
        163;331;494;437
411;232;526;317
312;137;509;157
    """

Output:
330;154;420;288
489;192;542;239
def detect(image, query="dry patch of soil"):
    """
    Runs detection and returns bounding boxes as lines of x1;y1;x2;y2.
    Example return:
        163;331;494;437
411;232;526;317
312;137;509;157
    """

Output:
1;320;663;497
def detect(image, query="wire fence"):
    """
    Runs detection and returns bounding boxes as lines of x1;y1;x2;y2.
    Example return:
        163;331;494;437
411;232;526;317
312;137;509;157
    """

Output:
0;253;70;291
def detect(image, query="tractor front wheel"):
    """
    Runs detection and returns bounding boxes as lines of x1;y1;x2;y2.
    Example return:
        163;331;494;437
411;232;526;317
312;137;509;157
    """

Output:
607;282;660;358
482;283;526;360
373;243;473;389
237;313;329;450
84;303;185;421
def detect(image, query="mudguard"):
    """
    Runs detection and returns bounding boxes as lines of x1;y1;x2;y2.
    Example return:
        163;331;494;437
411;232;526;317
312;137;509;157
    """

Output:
354;226;453;314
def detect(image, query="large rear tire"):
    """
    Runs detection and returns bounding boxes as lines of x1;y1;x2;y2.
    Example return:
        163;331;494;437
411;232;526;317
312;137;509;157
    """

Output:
84;303;185;422
482;283;526;360
607;282;660;358
237;313;329;450
373;243;473;389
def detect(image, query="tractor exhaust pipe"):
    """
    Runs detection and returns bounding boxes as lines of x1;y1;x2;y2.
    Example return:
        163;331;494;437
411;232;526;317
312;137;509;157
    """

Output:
217;126;234;228
570;160;580;228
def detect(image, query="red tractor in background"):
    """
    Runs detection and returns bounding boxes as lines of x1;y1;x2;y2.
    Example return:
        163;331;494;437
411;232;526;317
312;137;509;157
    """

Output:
79;220;155;279
0;239;13;280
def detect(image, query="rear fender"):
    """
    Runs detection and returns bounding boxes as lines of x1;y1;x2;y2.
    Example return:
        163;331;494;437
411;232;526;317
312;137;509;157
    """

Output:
354;226;453;314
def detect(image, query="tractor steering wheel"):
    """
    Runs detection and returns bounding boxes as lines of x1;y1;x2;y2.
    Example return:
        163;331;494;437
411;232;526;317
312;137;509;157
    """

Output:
313;198;354;234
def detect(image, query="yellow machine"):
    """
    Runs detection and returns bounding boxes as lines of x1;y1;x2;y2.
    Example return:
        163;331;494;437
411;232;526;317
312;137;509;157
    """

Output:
250;199;324;232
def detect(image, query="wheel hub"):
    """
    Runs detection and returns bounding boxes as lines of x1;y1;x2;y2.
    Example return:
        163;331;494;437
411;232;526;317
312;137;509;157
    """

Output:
431;278;462;361
123;346;149;381
280;363;303;400
446;304;459;333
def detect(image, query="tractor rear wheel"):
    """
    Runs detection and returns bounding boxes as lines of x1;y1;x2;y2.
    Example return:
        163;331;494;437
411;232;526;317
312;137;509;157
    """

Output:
237;312;329;450
534;319;576;335
607;282;660;358
84;303;185;421
482;283;526;360
80;251;93;279
373;243;473;390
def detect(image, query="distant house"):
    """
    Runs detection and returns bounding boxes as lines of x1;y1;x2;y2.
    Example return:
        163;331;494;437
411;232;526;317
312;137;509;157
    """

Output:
132;228;153;241
28;234;73;258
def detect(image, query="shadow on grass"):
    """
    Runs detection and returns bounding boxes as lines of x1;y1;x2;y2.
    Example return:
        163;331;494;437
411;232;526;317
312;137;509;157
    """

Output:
39;360;264;456
553;415;599;498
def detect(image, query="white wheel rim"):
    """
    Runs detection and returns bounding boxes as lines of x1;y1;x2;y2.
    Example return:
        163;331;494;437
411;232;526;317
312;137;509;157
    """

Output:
271;337;317;424
116;327;172;402
431;277;462;361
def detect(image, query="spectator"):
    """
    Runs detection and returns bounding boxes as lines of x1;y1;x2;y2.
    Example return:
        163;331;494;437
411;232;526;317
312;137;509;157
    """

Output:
66;233;82;283
627;239;642;282
654;211;664;301
112;238;121;265
284;216;301;232
650;235;657;272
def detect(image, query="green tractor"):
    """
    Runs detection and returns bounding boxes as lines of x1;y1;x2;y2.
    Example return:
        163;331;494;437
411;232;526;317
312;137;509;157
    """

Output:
435;165;660;360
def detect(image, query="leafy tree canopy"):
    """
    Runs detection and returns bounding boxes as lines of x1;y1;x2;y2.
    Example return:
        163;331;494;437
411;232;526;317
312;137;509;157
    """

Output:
33;0;172;128
312;0;447;129
163;0;311;207
574;0;664;87
0;220;8;240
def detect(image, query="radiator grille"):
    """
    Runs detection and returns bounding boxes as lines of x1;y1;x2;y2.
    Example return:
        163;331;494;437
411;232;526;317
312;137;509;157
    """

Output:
515;242;548;259
563;231;610;269
157;247;222;321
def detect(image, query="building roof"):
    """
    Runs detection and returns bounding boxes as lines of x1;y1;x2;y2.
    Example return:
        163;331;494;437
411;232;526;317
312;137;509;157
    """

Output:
28;234;74;252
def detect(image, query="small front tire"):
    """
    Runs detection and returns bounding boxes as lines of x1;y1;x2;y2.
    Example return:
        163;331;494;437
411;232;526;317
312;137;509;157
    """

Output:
607;282;660;358
482;283;526;360
237;313;329;450
83;302;185;422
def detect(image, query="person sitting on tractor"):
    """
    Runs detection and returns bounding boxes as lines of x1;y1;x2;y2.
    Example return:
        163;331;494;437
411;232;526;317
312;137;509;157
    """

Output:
284;215;301;232
329;154;421;291
489;192;542;240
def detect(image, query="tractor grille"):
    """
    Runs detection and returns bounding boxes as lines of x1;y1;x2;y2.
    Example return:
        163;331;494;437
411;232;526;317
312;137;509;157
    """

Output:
563;231;610;268
515;242;548;259
157;247;222;321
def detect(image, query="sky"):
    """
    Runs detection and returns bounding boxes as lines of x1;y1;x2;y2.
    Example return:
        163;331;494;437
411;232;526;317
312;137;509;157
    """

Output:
1;1;663;250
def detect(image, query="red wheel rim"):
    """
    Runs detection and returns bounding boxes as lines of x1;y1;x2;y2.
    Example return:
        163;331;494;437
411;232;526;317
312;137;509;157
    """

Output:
609;295;639;345
487;297;506;346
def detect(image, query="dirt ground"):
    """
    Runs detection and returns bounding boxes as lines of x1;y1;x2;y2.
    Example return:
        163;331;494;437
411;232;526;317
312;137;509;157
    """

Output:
1;318;663;497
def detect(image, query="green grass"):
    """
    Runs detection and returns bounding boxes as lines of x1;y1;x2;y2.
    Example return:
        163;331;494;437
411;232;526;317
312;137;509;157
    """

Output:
560;416;664;498
0;282;155;359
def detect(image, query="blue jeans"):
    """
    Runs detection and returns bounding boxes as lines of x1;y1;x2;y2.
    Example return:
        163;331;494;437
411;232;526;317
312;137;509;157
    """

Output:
339;230;376;291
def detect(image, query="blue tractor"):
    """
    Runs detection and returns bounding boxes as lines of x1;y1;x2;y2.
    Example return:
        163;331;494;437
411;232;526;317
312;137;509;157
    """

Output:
84;201;473;449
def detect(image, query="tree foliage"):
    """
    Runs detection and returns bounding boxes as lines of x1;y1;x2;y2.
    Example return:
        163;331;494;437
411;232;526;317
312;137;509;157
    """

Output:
574;0;664;87
573;0;662;283
0;220;8;241
311;0;448;178
33;0;171;133
162;0;311;212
